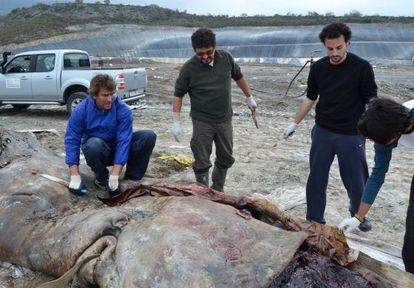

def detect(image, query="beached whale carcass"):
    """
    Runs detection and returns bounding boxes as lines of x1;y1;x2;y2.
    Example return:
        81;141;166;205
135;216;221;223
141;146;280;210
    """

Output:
1;129;409;287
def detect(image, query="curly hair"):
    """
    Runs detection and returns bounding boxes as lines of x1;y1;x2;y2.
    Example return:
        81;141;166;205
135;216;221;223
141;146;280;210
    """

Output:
357;98;412;145
89;74;116;97
191;28;216;50
319;22;352;43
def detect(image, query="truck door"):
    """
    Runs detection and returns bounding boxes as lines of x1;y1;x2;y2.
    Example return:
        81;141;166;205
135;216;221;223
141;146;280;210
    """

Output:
0;55;32;100
31;54;59;101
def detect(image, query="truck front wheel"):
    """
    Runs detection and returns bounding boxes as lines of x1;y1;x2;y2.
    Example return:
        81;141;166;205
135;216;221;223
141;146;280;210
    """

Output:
12;104;31;110
67;92;87;115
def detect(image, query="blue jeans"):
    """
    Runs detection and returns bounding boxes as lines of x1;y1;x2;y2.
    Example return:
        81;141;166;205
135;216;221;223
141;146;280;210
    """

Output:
81;130;156;182
306;124;368;223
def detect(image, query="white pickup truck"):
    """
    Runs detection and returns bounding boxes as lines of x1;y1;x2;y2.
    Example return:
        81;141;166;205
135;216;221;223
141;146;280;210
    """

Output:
0;49;147;114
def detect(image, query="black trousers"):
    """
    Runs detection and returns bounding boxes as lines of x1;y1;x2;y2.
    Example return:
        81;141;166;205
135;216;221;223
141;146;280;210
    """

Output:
402;174;414;274
306;125;368;223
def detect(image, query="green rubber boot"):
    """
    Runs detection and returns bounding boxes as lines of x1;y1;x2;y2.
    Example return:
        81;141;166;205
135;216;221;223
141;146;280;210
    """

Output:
211;167;227;192
195;172;209;187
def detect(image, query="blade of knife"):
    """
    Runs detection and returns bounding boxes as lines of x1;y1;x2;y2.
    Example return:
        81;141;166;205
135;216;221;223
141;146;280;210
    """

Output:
40;174;69;187
273;138;286;148
251;109;259;129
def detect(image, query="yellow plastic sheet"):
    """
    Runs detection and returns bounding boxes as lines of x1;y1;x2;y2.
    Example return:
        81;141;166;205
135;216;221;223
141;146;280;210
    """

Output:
158;154;194;167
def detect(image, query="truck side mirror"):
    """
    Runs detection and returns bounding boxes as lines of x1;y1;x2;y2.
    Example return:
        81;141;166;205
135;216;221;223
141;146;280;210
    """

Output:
1;52;11;71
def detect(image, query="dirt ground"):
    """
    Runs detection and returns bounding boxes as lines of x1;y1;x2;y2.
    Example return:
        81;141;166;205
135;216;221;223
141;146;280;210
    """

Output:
1;61;414;286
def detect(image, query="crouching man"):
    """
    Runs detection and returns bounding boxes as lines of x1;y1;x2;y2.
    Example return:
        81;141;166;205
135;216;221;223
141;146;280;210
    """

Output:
64;74;156;196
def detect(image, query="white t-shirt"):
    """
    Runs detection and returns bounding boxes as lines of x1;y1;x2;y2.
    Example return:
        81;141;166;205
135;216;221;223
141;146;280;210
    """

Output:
398;100;414;148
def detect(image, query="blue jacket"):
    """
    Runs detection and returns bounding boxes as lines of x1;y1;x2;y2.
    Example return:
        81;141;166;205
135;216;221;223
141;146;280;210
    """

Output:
64;95;133;166
362;107;414;204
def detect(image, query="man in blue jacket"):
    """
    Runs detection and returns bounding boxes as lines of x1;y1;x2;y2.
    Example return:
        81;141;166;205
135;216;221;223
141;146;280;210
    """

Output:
339;98;414;274
64;74;156;196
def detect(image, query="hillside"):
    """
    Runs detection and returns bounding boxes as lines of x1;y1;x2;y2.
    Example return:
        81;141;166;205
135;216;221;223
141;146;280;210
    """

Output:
0;3;191;45
0;0;66;15
0;2;414;46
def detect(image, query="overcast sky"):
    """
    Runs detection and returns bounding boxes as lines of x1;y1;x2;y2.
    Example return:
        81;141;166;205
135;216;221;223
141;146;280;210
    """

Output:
105;0;413;16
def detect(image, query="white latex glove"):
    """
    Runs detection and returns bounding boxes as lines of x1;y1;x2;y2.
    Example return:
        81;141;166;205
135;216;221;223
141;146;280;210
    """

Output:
245;96;257;112
283;122;298;139
69;175;82;190
172;121;182;142
109;175;119;191
338;217;361;233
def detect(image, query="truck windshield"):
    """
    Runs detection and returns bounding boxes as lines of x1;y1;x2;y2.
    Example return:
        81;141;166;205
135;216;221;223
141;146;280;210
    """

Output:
64;53;90;69
6;55;31;73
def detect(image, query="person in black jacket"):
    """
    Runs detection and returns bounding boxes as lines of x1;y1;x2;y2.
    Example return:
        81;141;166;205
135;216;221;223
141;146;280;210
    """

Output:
281;23;378;230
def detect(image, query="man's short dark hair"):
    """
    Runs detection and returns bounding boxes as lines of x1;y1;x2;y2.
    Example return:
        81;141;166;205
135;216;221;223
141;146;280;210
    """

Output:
191;28;216;50
89;74;116;96
357;98;412;145
319;22;352;43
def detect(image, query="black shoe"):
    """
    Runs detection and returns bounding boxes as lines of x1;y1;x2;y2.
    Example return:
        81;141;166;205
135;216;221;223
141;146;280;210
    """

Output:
124;173;143;181
69;183;88;196
94;179;108;190
358;217;372;232
109;185;122;197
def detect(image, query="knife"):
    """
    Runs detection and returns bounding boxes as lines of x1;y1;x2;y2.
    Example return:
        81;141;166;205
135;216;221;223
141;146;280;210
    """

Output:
250;108;259;129
40;174;69;187
273;138;286;148
40;174;88;194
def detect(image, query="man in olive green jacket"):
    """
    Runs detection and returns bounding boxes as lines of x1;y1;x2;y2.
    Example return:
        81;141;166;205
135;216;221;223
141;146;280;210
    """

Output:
172;28;257;192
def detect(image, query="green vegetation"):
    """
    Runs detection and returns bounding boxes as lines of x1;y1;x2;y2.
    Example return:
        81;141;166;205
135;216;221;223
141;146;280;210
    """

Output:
0;13;69;45
0;3;413;46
